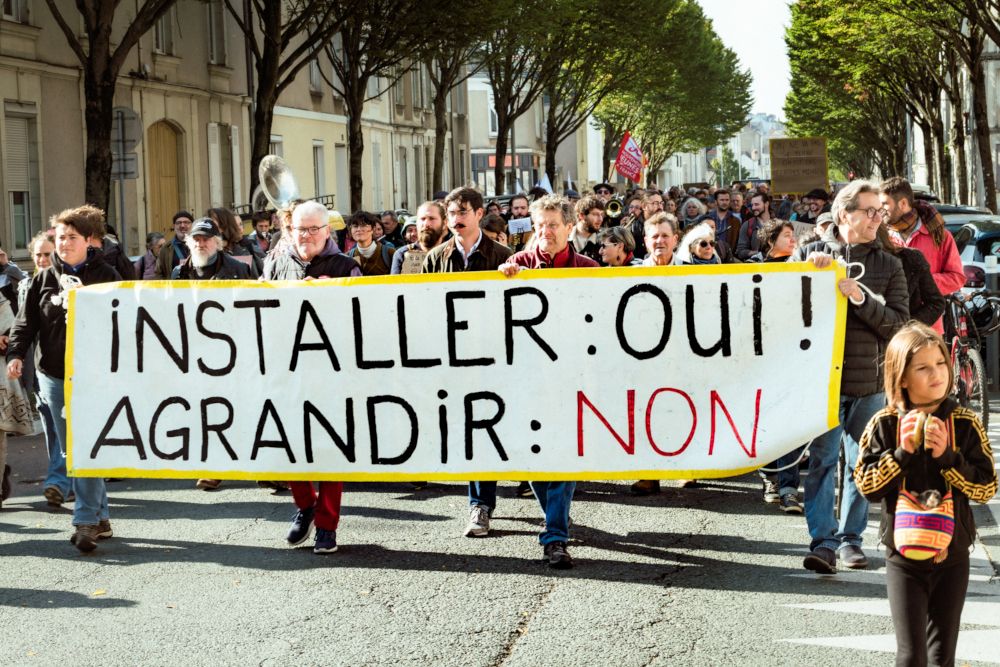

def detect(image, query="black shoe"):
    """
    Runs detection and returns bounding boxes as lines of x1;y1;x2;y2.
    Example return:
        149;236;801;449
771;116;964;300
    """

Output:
779;493;803;514
543;541;574;569
837;544;868;570
516;481;534;498
286;506;315;546
803;546;837;574
1;464;10;501
630;480;660;496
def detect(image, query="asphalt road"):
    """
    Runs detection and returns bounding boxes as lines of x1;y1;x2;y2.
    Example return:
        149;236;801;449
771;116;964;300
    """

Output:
1;424;998;666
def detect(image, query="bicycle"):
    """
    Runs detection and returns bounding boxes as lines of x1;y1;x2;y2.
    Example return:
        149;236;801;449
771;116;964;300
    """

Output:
942;289;1000;429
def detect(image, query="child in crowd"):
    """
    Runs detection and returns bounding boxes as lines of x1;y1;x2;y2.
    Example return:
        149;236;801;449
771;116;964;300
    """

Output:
854;322;996;665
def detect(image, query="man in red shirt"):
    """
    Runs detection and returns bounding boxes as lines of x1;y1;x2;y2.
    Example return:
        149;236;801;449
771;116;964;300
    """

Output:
498;195;597;568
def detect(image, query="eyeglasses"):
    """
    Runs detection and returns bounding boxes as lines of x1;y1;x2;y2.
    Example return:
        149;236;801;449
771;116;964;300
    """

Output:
600;242;621;250
175;219;192;226
854;207;886;220
448;207;474;217
292;225;327;236
697;240;716;248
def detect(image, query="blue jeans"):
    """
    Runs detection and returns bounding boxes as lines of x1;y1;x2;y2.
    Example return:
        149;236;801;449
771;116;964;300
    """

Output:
759;445;805;497
468;481;497;514
37;372;108;526
803;393;884;552
36;382;71;497
530;481;575;545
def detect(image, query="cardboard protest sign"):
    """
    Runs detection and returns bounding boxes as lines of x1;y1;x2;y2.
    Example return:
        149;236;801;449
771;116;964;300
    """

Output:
770;137;828;195
66;263;846;481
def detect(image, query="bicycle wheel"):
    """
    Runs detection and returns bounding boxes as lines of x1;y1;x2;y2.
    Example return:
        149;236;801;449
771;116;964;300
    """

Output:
958;348;989;429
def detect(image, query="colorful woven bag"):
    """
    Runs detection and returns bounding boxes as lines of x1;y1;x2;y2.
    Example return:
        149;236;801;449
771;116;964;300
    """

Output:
893;487;954;561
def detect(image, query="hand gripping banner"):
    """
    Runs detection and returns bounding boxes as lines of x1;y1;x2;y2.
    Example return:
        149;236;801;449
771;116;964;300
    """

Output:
66;263;846;481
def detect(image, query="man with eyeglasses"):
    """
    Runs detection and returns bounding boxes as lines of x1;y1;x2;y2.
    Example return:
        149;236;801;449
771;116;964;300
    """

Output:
593;182;614;204
155;210;193;279
262;199;359;555
421;187;512;538
792;180;909;574
497;194;599;569
346;211;395;276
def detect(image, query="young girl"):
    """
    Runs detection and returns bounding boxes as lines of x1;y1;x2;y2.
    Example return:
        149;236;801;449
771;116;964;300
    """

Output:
854;322;997;666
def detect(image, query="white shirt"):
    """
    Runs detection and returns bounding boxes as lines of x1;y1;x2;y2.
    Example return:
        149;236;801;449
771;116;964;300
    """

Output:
456;230;483;267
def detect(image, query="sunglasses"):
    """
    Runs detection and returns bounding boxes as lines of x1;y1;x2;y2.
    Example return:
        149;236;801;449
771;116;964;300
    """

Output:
697;240;716;248
596;189;612;195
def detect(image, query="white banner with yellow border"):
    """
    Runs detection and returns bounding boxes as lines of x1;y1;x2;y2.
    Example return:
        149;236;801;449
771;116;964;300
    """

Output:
66;263;847;481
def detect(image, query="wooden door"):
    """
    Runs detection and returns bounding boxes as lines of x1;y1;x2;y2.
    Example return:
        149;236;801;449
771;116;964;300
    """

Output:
147;121;181;236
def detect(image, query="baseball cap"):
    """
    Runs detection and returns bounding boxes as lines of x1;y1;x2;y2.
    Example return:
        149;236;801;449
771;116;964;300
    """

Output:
189;218;221;237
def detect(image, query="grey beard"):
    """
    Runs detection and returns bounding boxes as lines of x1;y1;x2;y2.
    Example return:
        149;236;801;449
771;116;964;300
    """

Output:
191;250;216;268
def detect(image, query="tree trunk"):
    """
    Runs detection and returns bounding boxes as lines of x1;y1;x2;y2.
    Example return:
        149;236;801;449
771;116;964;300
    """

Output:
347;90;366;213
931;115;952;203
601;120;615;183
918;119;936;193
970;56;996;212
953;107;969;206
249;56;281;200
82;70;116;213
493;115;510;196
432;88;448;194
544;88;558;187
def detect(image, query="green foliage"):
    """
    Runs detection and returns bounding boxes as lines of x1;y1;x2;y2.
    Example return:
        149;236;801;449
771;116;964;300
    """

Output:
593;0;751;179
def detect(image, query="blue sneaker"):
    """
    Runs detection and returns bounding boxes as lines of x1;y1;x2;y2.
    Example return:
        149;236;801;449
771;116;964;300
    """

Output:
314;528;338;554
286;506;315;546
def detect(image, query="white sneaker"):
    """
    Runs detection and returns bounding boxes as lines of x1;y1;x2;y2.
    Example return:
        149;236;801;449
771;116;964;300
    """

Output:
463;505;490;537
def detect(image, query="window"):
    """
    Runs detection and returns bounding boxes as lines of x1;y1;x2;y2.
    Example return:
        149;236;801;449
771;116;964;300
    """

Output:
1;0;28;22
269;135;283;157
309;59;323;93
208;0;227;65
313;141;325;196
412;68;424;108
366;75;381;100
393;69;406;106
488;95;498;136
371;141;383;208
153;10;173;55
4;104;42;252
208;123;239;207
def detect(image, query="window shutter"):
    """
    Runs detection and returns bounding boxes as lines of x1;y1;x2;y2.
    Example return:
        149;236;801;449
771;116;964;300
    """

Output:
4;117;29;191
230;125;242;205
207;122;222;207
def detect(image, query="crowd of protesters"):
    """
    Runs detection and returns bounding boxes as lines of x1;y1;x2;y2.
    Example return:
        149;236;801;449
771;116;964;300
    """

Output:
0;173;996;665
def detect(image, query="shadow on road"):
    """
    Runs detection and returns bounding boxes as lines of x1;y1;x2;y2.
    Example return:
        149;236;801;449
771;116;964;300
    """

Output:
0;587;137;609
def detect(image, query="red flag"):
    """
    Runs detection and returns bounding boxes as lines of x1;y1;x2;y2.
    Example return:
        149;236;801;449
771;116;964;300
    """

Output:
614;132;644;183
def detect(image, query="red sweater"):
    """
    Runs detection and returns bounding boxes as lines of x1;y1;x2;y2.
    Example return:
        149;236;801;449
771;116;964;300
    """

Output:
509;244;600;269
892;209;966;333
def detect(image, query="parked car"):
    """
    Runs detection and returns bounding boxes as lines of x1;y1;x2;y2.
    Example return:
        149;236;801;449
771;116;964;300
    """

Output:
942;215;1000;288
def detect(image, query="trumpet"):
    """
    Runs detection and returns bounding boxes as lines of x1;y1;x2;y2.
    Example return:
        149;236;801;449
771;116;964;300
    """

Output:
605;198;624;220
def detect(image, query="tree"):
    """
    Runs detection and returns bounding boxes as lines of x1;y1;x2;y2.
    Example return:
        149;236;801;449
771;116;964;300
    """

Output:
320;0;443;211
484;0;566;194
223;0;350;197
44;0;177;213
593;0;750;186
710;146;739;187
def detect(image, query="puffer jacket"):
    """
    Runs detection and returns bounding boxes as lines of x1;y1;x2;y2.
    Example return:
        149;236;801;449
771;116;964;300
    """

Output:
854;397;997;563
263;237;360;280
792;228;909;397
7;250;120;379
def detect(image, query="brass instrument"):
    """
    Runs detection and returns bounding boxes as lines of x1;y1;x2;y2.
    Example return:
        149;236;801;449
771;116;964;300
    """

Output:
605;197;624;220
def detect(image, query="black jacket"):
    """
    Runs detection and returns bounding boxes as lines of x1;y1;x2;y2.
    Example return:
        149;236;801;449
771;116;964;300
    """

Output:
792;230;909;397
263;237;360;280
896;247;945;327
854;398;997;562
174;252;252;280
421;234;512;273
7;252;120;379
101;236;136;280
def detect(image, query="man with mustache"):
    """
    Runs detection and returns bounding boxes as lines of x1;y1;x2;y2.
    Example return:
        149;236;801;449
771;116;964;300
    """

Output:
421;187;513;537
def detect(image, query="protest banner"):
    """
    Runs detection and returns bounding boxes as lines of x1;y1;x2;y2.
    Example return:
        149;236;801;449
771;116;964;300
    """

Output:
66;263;846;482
770;137;829;194
614;132;645;183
